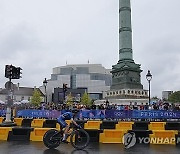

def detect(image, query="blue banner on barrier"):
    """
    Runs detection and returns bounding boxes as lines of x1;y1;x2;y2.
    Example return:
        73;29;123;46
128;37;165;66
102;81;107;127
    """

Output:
79;110;105;119
105;110;133;119
1;109;180;119
17;109;61;118
16;109;106;119
0;110;6;116
133;110;180;119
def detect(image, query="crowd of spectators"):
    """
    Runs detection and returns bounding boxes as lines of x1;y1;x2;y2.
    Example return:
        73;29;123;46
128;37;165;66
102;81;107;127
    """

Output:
92;101;180;111
0;99;180;112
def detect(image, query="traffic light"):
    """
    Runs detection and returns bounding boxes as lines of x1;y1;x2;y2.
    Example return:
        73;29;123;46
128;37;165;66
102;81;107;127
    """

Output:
5;65;13;78
5;65;22;79
17;67;22;79
12;67;22;79
63;83;67;92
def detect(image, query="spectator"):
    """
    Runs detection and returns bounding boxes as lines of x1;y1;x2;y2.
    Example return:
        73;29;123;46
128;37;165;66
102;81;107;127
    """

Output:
153;103;158;110
144;103;149;110
140;103;144;110
133;102;138;110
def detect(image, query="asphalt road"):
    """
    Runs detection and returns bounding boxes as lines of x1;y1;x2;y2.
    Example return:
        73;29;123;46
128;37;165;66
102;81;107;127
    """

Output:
0;141;180;154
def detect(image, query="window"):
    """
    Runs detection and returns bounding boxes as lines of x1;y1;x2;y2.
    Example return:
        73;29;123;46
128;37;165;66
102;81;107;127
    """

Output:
21;96;24;101
28;97;31;101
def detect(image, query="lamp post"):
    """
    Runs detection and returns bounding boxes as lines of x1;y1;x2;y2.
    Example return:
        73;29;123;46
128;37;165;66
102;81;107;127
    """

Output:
43;78;48;103
146;70;152;105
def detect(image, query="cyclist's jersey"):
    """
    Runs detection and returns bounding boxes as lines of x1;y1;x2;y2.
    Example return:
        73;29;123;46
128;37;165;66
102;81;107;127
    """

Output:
60;112;73;120
57;112;73;128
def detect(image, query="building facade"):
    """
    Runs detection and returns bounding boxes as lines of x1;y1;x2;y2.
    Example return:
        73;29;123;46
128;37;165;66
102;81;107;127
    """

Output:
162;91;173;100
43;64;112;103
53;87;87;104
0;87;44;103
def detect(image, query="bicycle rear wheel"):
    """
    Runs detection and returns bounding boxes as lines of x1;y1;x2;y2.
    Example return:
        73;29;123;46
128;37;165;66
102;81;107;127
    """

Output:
70;129;90;150
43;129;61;149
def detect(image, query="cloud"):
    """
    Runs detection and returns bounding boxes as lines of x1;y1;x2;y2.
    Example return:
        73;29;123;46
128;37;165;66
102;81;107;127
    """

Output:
0;0;180;99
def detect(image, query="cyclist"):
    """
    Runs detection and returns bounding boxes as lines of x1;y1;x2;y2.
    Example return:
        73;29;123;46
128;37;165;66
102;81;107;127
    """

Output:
57;108;81;143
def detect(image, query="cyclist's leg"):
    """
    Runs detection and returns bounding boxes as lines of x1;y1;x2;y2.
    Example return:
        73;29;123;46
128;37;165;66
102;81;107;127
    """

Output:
64;124;70;134
57;118;68;140
62;124;70;142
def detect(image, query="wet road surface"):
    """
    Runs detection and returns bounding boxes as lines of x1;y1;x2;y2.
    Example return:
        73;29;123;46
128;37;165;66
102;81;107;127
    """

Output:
0;141;180;154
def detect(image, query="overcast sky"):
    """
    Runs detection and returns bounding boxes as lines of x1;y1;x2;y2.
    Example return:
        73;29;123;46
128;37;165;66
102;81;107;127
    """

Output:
0;0;180;98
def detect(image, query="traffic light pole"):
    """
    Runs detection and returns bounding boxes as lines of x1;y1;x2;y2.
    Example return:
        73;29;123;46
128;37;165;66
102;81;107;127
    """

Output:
63;83;67;104
63;91;66;103
1;64;22;126
0;78;16;126
0;64;22;126
0;64;21;126
5;79;13;122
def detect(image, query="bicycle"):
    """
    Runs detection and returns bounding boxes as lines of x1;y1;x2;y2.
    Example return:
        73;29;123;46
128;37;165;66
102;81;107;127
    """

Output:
43;122;90;150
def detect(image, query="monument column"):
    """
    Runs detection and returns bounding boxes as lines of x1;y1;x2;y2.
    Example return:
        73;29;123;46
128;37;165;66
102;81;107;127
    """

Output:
119;0;133;61
110;0;143;91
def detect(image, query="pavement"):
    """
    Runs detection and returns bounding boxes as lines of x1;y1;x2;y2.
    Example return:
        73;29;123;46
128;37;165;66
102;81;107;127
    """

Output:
0;141;180;154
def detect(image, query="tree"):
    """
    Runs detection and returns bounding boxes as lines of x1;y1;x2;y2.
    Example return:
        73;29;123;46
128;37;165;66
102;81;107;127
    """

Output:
66;92;73;106
31;89;42;106
168;91;180;103
152;96;159;100
81;92;92;106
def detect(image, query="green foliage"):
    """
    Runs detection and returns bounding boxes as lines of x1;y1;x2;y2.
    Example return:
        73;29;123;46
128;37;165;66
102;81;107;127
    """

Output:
81;92;92;106
31;89;42;106
152;96;159;100
66;92;73;106
168;91;180;103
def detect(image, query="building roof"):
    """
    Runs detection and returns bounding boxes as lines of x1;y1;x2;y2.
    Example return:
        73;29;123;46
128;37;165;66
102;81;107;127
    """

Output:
52;64;112;75
0;87;44;96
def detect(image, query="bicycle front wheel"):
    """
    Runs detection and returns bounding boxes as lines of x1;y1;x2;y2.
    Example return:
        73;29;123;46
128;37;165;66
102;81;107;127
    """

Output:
43;129;61;149
70;129;90;150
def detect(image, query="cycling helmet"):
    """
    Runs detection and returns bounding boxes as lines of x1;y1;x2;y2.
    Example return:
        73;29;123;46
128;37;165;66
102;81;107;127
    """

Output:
71;108;79;114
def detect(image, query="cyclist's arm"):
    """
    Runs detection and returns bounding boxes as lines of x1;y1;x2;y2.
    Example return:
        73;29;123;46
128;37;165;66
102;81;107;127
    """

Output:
71;118;79;126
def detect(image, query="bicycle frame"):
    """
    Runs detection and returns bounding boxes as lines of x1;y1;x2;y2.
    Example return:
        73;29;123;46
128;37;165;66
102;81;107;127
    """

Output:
43;124;89;150
51;123;78;141
51;130;63;141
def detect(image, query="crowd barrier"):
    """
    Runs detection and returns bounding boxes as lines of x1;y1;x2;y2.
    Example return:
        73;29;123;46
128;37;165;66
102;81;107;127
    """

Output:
8;127;33;141
1;109;180;120
99;129;127;143
150;130;178;145
116;121;134;131
0;127;12;140
1;109;180;145
1;118;180;145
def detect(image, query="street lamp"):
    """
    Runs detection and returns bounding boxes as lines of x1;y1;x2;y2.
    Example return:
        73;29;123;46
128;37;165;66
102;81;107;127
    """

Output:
146;70;152;105
43;78;48;103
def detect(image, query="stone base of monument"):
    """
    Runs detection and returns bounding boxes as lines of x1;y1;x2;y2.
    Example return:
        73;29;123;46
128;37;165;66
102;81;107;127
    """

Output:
106;89;148;100
95;89;149;105
95;98;148;105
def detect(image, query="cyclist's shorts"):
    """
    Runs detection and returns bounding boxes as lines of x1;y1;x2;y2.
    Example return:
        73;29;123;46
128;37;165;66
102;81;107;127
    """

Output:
57;117;67;128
